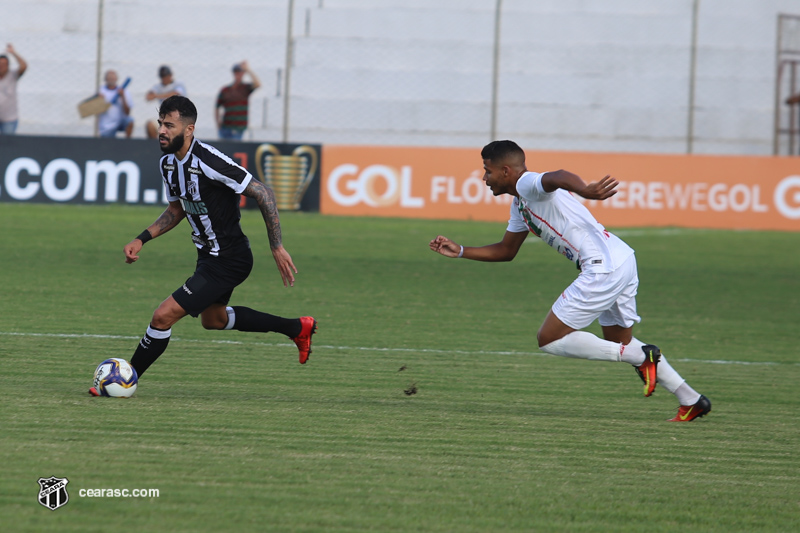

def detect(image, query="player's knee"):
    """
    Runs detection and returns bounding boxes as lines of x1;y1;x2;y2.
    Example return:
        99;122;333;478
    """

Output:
537;328;565;348
150;310;173;330
536;331;547;348
536;328;551;348
151;305;184;330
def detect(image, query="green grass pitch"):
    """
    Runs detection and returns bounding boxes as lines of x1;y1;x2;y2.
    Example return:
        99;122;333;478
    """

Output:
1;203;798;532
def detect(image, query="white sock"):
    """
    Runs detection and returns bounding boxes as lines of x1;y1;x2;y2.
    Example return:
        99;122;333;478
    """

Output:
145;325;171;339
224;306;236;330
631;350;702;404
674;382;701;406
540;331;622;362
620;337;647;365
650;354;701;404
656;355;692;394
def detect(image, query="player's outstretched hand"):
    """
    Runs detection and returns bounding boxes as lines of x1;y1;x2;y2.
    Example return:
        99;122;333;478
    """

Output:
581;175;619;201
124;239;143;264
271;245;298;287
429;235;461;258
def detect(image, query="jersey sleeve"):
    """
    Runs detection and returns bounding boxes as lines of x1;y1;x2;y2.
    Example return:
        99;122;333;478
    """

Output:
506;198;528;233
160;156;179;202
515;172;548;200
196;142;252;194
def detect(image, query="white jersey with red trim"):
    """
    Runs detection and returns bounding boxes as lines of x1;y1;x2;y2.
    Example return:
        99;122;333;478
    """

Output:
506;172;633;273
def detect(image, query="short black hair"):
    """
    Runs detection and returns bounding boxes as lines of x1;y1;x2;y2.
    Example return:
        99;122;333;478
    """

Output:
481;140;525;163
0;55;8;62
159;95;197;125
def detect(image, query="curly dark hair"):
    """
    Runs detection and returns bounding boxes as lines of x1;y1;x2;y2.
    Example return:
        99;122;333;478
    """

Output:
158;95;197;124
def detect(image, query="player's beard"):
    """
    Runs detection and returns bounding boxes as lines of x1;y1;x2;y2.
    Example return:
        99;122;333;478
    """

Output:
159;131;185;154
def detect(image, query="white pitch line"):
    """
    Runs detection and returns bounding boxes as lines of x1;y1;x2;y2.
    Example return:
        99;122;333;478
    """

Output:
1;331;795;366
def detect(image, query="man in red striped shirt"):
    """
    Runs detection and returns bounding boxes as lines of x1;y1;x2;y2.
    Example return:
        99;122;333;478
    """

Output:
215;61;261;140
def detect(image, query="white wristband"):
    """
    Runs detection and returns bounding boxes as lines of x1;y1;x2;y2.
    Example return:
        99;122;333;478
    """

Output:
457;245;464;258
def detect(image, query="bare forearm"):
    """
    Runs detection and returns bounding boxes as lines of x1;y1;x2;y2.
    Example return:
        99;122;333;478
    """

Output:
246;68;261;90
430;231;526;262
125;203;183;263
10;51;26;71
541;170;618;201
147;203;184;238
243;179;282;249
462;243;517;262
156;90;178;100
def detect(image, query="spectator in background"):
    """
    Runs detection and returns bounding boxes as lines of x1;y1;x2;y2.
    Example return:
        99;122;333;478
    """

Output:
0;44;28;135
145;65;187;138
98;69;134;138
215;61;260;140
786;93;800;131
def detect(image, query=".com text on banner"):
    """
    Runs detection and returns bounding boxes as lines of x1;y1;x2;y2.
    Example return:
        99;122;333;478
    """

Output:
321;146;800;231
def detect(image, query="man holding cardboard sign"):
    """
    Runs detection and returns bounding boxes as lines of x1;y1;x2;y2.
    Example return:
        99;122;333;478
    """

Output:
97;70;133;138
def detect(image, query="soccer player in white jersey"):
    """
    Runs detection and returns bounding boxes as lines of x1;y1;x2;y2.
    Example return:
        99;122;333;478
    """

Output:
90;95;316;395
429;140;710;422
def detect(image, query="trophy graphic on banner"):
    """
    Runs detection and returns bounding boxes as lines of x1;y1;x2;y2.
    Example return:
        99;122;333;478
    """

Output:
255;144;318;211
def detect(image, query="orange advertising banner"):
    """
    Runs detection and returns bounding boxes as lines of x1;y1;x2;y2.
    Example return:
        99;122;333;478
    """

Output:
321;146;800;231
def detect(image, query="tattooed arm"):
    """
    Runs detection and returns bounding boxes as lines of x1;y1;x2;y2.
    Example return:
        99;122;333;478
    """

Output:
148;201;186;238
242;179;298;287
123;200;185;264
243;178;282;249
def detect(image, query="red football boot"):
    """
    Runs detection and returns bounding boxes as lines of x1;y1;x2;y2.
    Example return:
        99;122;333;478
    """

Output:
669;395;712;422
292;316;317;364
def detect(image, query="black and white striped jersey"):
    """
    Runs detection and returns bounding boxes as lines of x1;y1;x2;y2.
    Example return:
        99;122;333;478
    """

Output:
159;138;253;256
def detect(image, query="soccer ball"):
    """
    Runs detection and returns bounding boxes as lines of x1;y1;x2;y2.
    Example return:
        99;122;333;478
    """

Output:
93;358;138;397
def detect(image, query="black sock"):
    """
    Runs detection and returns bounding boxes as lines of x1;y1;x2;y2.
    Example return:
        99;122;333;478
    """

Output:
230;306;301;337
130;326;171;377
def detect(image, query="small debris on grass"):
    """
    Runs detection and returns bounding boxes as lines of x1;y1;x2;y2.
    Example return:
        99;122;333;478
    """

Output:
404;383;418;396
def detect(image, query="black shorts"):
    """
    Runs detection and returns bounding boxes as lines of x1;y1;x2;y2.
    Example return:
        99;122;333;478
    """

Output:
172;243;254;318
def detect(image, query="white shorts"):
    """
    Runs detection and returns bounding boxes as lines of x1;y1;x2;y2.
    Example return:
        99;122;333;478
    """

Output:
551;254;642;330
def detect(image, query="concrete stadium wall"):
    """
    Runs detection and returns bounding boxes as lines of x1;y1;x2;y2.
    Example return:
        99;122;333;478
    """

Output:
2;0;799;155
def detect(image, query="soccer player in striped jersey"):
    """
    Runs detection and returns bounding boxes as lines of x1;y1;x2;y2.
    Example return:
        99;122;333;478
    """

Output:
429;140;710;422
90;95;315;395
